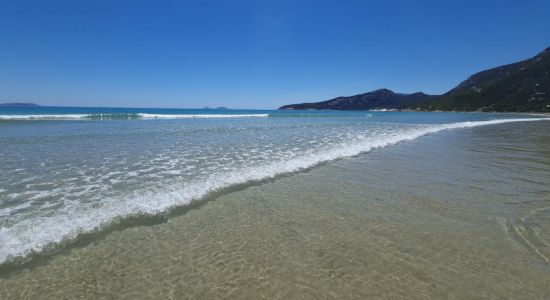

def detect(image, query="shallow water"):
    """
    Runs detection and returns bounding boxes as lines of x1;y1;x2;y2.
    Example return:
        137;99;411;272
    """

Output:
2;107;544;265
1;111;549;298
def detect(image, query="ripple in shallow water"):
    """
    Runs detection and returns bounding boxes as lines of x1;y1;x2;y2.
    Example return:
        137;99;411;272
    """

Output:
0;115;548;266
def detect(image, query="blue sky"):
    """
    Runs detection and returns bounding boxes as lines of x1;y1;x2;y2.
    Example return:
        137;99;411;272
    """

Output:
1;0;549;109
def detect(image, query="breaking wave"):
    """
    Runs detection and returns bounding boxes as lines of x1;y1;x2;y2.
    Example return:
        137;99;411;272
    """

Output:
0;117;548;266
0;113;269;120
0;112;374;120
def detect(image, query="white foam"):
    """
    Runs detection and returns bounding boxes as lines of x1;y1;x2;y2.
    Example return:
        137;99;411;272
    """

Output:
0;202;33;218
0;114;89;120
0;117;548;265
0;113;269;120
137;113;269;119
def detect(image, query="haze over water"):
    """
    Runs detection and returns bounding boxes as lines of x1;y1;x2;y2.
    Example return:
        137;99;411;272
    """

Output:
1;107;550;298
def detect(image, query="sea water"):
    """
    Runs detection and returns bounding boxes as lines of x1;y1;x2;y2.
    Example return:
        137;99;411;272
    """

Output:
0;107;548;268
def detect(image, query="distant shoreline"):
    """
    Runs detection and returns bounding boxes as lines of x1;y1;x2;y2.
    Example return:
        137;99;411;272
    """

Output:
279;107;550;115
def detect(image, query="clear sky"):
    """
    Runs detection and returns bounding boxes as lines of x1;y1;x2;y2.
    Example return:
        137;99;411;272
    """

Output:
1;0;549;109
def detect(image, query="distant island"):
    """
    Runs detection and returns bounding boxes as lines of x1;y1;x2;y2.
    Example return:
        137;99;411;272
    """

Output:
0;103;41;107
203;106;228;110
281;46;550;112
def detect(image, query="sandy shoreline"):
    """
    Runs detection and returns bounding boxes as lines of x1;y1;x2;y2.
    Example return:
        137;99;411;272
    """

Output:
1;119;549;299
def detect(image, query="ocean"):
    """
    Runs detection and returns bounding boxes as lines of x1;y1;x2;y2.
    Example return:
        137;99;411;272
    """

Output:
1;107;549;298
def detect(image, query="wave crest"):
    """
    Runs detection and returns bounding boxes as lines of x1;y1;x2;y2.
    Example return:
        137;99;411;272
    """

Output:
0;113;269;120
0;117;548;266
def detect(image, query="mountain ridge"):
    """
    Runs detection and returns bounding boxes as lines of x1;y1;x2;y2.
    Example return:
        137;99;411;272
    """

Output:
418;47;550;112
279;89;436;111
280;46;550;112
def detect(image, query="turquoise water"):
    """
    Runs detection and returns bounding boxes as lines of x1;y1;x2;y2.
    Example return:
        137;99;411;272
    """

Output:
0;107;548;268
0;106;370;119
